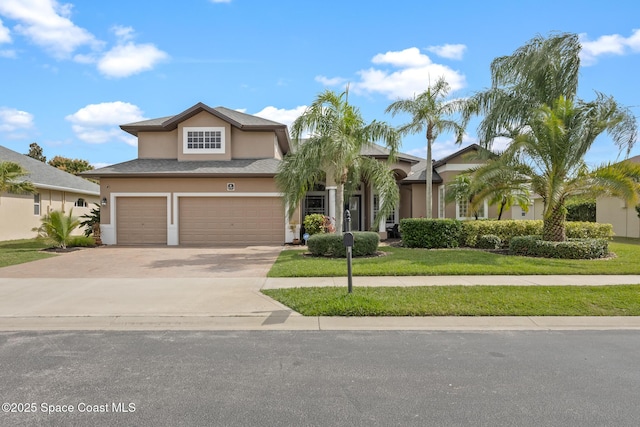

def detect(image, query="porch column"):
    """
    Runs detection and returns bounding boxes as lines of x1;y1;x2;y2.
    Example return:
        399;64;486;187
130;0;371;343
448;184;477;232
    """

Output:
327;186;337;230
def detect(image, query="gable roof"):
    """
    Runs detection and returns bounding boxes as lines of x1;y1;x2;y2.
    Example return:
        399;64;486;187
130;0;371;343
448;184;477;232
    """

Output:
121;102;291;153
0;145;100;195
402;144;491;183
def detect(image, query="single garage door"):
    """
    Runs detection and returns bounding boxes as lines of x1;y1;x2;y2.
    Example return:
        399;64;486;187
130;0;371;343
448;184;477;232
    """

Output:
116;197;167;245
179;197;284;245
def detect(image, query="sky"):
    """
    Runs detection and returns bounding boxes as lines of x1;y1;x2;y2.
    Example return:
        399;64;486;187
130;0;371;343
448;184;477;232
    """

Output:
1;0;640;169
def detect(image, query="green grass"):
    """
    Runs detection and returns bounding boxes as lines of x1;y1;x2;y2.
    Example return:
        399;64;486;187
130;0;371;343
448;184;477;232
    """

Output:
268;238;640;277
262;285;640;316
0;239;56;268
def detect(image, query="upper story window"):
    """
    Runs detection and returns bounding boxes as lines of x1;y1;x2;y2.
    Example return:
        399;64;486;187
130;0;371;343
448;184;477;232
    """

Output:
183;127;225;154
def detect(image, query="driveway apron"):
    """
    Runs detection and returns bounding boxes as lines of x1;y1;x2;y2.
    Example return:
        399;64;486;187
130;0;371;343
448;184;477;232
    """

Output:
0;246;294;321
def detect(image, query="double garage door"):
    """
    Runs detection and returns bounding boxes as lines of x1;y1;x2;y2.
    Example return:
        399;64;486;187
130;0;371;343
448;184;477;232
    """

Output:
116;196;284;245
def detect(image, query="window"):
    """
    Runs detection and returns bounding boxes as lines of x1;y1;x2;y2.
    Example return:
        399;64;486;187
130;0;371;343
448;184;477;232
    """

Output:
304;195;326;215
74;198;87;207
438;186;445;218
33;193;40;215
456;198;488;219
183;127;225;153
373;194;396;225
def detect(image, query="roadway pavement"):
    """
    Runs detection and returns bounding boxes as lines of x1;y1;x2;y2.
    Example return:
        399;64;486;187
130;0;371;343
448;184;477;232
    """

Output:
1;245;639;331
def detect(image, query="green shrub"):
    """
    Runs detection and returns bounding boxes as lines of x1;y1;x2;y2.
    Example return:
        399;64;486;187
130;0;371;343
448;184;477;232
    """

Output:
509;236;609;259
67;235;97;247
461;220;613;247
399;219;462;249
566;200;596;222
565;221;614;239
307;232;379;257
304;214;326;235
476;234;502;249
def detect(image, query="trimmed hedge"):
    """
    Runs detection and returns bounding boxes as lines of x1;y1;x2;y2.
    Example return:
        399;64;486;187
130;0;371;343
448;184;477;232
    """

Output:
399;219;462;249
476;234;502;250
509;236;609;259
461;220;613;247
307;232;379;257
566;200;596;222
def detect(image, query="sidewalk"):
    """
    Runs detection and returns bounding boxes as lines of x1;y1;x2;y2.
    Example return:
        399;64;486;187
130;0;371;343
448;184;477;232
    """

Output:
1;275;639;331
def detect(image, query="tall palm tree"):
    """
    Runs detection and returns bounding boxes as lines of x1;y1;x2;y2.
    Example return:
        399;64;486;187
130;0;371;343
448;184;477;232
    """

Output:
466;32;583;148
276;89;400;233
386;77;465;218
0;161;36;196
473;96;640;241
467;165;531;220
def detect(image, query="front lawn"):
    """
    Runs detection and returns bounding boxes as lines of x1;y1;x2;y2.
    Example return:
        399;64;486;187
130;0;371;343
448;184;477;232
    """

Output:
268;238;640;277
262;285;640;316
0;239;56;268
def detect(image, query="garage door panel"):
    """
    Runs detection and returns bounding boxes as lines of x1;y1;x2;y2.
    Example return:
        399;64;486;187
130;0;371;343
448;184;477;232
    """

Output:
117;197;167;245
179;197;284;245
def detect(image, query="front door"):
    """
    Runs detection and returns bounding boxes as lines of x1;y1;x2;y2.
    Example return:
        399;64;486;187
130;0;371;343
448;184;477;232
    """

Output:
345;195;361;231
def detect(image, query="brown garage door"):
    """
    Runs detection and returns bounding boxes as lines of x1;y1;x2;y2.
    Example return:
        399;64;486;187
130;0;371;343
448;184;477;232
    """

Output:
179;197;284;245
116;197;167;245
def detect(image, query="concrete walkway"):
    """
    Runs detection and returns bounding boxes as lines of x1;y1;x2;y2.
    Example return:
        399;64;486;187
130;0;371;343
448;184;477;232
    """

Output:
1;274;640;331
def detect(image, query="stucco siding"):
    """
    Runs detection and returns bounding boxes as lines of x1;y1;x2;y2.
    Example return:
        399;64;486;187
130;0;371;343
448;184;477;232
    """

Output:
231;129;276;159
138;131;178;159
597;196;639;238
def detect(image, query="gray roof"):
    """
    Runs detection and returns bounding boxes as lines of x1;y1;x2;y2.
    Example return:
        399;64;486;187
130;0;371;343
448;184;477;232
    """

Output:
402;160;443;183
0;145;100;195
83;158;281;177
360;143;422;164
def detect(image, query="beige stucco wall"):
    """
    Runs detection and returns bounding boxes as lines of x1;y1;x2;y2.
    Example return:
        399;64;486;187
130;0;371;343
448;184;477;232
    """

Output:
597;196;639;238
0;190;98;241
135;111;280;162
138;130;178;159
231;129;277;159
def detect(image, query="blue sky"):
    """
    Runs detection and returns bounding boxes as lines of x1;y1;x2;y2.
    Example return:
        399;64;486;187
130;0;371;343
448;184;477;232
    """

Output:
1;0;639;168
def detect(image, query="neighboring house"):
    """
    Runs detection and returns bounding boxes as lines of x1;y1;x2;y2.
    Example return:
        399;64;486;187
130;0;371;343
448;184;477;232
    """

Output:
596;155;640;238
0;145;100;241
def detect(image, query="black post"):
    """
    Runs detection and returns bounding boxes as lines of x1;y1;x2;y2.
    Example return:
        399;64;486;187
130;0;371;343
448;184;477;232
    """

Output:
344;209;353;293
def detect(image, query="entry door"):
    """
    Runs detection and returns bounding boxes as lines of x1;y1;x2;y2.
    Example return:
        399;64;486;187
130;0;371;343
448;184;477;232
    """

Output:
345;195;361;231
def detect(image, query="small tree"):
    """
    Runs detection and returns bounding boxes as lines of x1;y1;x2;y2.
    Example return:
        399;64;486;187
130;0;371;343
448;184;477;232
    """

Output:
26;142;46;162
38;209;80;249
79;203;101;237
48;156;94;175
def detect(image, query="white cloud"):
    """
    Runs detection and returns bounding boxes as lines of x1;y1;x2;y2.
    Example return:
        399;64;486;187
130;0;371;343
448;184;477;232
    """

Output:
318;47;466;100
0;18;11;43
0;2;167;77
66;101;146;146
580;29;640;65
0;0;99;58
253;105;307;129
0;49;16;58
97;42;169;78
408;134;478;161
0;107;34;132
315;75;347;86
426;43;467;60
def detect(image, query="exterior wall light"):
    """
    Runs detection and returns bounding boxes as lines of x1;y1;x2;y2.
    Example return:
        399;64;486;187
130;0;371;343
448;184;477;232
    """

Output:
101;197;107;207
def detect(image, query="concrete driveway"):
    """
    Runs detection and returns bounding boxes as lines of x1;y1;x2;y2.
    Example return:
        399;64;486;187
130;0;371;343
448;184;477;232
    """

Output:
0;245;301;327
0;245;284;278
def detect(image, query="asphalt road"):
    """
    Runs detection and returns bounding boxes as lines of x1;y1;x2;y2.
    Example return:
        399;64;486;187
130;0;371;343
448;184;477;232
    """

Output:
1;331;639;427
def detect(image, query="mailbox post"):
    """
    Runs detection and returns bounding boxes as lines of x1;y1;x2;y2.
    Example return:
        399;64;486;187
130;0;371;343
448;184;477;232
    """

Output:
343;209;353;293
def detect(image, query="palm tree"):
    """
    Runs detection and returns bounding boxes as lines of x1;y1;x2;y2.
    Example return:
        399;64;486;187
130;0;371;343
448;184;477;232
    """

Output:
276;89;400;233
467;165;531;220
444;174;482;219
466;32;638;240
0;161;36;196
473;96;640;240
466;32;583;148
39;209;80;249
386;77;465;218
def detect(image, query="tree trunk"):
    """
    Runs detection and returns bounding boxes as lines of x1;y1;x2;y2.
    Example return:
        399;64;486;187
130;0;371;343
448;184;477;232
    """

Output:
497;200;505;220
542;204;566;241
425;133;433;219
